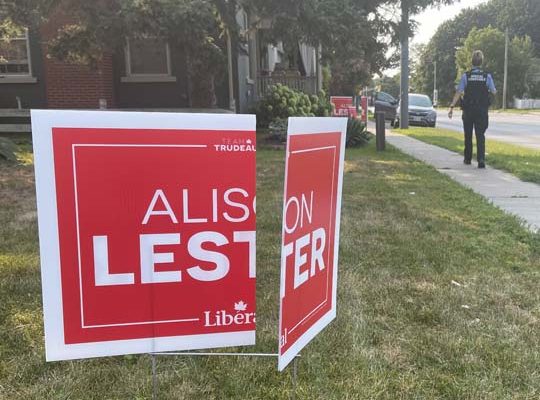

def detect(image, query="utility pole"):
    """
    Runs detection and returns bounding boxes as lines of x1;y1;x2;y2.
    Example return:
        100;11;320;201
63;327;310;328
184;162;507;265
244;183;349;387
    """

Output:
503;27;509;110
433;61;437;106
400;0;409;129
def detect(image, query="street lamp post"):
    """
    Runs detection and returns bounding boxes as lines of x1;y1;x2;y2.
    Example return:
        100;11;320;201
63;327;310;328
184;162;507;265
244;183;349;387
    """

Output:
503;27;509;110
400;1;409;129
433;61;438;107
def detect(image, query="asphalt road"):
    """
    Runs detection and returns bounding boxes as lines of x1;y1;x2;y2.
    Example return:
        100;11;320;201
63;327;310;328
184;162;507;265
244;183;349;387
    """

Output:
436;110;540;150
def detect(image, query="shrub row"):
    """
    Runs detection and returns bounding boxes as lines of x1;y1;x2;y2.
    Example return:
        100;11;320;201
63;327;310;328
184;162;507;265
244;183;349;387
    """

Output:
254;84;332;127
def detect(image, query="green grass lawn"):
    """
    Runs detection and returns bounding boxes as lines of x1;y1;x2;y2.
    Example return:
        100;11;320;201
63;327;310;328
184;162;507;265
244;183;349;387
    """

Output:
1;136;540;399
396;127;540;184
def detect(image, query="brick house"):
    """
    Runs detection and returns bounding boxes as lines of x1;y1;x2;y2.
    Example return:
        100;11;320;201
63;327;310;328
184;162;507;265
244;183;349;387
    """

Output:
0;6;322;113
0;11;227;111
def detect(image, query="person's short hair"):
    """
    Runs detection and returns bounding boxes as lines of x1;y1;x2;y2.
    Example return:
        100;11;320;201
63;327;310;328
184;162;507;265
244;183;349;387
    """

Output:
472;50;484;67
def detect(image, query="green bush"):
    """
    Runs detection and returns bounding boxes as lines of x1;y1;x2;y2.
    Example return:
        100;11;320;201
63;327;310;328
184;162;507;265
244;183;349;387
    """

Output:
254;84;332;127
268;118;288;143
0;137;18;162
346;118;371;148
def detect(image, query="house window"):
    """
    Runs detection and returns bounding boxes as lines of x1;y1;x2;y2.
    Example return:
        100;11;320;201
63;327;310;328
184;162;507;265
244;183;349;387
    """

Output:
122;37;176;83
0;28;31;76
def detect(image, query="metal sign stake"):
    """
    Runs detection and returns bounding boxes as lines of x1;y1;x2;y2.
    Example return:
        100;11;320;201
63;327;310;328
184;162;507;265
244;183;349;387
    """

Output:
151;354;158;400
291;355;299;400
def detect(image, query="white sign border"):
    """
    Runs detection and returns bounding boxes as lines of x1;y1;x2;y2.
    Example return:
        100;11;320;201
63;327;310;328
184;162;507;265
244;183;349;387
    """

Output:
31;110;256;361
278;117;347;371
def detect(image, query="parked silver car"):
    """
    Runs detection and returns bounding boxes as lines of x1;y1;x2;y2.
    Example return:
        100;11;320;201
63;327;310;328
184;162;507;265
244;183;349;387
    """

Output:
394;94;437;128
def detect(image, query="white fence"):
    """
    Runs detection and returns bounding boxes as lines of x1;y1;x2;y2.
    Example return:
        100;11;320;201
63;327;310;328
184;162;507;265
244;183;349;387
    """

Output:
514;98;540;109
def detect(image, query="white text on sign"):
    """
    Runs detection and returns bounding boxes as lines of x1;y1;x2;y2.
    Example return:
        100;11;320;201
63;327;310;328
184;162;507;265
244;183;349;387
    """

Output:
280;191;326;298
93;187;256;286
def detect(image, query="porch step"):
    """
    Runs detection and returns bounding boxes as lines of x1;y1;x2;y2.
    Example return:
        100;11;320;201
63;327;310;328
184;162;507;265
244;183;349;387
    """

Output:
0;109;30;118
0;108;236;135
0;124;32;133
0;109;32;134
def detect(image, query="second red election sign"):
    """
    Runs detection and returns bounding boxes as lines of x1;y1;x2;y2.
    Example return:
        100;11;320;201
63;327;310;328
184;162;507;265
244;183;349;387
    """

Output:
278;117;347;371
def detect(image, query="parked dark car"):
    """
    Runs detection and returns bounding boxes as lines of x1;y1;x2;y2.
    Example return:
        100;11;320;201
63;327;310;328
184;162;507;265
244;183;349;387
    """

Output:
373;91;398;125
394;94;437;127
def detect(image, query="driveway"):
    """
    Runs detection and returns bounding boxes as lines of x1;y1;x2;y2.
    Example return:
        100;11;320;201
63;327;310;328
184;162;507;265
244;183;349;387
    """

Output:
436;109;540;150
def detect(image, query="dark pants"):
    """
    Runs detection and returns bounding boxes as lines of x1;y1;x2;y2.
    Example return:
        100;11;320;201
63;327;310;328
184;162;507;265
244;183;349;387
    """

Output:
462;109;489;163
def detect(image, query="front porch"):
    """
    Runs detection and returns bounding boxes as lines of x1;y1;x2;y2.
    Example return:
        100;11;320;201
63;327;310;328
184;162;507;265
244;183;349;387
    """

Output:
234;10;323;112
257;74;318;98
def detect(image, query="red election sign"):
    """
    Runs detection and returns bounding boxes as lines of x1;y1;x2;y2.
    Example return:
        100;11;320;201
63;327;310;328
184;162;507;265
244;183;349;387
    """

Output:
31;110;256;361
361;96;369;123
330;96;357;118
278;117;347;371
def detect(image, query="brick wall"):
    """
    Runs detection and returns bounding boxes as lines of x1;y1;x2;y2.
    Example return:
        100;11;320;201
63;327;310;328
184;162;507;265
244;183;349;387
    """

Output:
40;8;116;109
43;53;115;109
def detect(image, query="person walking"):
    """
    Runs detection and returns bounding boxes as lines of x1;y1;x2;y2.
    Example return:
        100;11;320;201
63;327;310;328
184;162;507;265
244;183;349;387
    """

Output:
448;50;496;168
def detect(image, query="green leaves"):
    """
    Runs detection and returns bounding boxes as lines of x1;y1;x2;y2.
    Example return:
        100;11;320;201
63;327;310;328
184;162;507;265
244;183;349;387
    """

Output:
248;0;391;93
0;137;18;163
412;0;540;105
254;84;332;127
346;118;371;148
3;0;227;68
456;26;534;105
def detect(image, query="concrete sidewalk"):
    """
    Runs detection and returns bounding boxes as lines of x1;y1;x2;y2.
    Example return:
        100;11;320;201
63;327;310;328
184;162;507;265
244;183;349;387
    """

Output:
386;131;540;232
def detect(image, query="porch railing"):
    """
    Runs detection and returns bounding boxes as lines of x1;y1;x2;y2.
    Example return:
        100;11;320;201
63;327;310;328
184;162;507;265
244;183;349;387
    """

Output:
257;75;318;98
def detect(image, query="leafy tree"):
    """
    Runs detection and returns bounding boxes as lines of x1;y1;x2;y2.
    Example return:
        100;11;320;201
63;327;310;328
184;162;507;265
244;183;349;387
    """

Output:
455;26;534;106
374;74;401;98
411;5;493;104
383;0;458;129
2;0;400;97
526;61;540;98
2;0;234;106
255;0;462;95
400;0;457;15
412;0;540;105
489;0;540;55
1;0;470;100
250;0;393;95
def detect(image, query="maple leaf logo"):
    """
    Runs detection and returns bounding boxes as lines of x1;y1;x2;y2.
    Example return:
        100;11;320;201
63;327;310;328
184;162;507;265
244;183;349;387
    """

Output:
234;301;247;312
